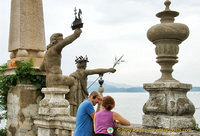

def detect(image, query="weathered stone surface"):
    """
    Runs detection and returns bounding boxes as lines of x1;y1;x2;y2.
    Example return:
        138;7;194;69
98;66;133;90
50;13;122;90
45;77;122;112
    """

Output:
143;115;195;129
8;0;45;54
36;87;76;136
55;129;71;136
39;88;70;116
7;0;45;68
34;116;76;129
143;82;195;116
34;116;76;136
147;23;189;42
7;84;42;136
143;82;195;128
38;128;55;136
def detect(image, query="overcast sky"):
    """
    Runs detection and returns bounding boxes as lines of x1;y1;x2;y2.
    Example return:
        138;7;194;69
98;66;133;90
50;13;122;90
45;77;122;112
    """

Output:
1;0;200;87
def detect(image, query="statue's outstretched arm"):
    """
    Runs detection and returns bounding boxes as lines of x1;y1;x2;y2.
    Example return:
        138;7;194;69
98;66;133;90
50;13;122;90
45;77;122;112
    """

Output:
85;68;116;76
56;29;82;53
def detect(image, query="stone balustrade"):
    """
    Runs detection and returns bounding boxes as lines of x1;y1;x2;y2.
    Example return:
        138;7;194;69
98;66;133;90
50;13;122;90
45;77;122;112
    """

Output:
34;115;75;136
34;87;75;136
114;124;200;136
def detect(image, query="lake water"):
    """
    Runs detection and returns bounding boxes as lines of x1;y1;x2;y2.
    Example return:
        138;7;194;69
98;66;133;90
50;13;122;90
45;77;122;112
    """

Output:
104;92;200;125
0;92;199;129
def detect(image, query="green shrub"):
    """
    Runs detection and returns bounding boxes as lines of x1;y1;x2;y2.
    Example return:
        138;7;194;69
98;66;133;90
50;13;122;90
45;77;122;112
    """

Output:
193;120;200;131
0;59;46;118
0;128;6;136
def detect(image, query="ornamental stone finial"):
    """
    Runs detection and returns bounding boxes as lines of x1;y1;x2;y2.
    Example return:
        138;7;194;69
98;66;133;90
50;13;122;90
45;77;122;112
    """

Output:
147;0;189;82
143;1;195;129
164;0;171;11
156;0;179;23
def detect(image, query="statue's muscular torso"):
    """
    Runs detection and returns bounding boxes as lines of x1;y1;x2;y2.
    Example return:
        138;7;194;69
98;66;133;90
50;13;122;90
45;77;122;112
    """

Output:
39;29;82;87
44;46;62;74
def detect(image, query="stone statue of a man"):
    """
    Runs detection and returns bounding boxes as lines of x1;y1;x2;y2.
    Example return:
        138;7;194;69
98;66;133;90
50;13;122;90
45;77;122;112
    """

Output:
40;29;82;88
66;56;116;116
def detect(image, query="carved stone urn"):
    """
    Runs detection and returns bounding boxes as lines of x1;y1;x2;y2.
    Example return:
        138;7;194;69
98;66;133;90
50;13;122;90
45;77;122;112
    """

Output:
147;0;189;83
143;0;195;129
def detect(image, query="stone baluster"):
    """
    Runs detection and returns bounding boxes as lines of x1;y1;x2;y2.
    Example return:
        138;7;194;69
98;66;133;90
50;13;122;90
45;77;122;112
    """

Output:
143;0;195;129
34;87;76;136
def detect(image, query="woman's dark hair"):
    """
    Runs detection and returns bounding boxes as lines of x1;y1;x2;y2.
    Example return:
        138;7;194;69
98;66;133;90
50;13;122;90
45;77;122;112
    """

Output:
102;96;115;111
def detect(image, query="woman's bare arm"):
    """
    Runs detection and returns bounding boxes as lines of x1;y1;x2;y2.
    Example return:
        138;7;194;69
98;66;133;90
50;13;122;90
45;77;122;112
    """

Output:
113;112;130;125
93;114;96;132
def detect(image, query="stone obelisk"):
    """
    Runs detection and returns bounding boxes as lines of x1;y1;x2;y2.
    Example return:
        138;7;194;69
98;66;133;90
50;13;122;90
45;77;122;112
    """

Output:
8;0;45;67
143;0;195;129
6;0;45;136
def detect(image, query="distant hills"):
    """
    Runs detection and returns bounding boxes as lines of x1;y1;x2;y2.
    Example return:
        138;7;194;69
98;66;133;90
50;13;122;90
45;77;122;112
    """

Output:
87;81;200;93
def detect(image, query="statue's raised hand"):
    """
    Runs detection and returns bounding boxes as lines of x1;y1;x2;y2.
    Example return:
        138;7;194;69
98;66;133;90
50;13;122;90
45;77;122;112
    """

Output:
74;28;82;37
109;68;116;73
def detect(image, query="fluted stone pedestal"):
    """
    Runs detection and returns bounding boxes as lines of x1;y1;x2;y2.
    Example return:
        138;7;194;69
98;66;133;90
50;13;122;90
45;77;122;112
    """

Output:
34;88;76;136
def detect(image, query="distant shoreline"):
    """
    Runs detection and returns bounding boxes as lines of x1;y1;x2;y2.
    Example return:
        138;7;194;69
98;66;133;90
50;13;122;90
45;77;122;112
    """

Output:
87;81;200;93
98;90;200;93
88;86;200;93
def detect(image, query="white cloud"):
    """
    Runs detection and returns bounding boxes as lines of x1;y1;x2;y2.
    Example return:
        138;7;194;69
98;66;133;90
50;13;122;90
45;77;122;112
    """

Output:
1;0;200;86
